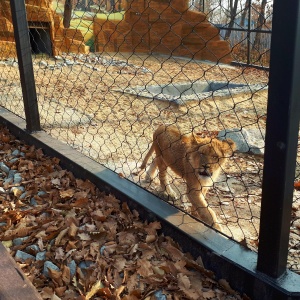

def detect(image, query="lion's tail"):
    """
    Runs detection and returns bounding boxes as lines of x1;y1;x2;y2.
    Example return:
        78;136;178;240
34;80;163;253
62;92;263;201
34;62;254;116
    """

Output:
140;142;155;170
132;142;155;176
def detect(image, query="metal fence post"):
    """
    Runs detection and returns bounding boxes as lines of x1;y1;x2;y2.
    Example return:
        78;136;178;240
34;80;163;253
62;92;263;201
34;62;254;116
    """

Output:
257;0;300;278
10;0;41;132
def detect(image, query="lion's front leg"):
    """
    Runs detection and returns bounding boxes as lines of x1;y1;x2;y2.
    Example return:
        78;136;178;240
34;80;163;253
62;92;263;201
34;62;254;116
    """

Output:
156;157;177;199
186;182;223;231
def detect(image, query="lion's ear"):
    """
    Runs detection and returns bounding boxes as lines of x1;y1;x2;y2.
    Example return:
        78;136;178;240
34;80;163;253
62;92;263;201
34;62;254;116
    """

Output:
222;138;237;156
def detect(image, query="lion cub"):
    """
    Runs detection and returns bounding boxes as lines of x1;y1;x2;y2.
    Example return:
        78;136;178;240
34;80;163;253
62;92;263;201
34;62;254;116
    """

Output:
138;125;236;231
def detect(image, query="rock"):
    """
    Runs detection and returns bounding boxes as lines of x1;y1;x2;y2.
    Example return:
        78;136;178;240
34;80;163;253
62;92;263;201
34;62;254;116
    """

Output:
36;251;47;261
20;192;27;199
9;158;19;164
11;149;20;156
218;128;265;156
78;260;94;269
26;244;40;253
10;186;25;197
68;260;76;277
154;290;167;300
8;169;16;178
37;191;47;197
43;261;60;277
13;237;29;246
15;250;35;262
3;178;13;185
13;173;22;183
0;162;10;173
30;197;38;206
38;60;48;67
65;59;74;66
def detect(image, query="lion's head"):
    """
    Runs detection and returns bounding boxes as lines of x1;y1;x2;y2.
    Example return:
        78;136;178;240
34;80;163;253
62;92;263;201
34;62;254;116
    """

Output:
188;138;236;186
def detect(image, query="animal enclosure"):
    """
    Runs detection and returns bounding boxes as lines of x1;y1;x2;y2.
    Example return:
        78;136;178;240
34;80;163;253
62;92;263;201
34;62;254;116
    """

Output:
0;0;299;299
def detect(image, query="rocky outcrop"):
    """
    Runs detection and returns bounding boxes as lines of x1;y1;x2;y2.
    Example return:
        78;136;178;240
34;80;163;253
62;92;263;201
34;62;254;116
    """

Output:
94;0;232;63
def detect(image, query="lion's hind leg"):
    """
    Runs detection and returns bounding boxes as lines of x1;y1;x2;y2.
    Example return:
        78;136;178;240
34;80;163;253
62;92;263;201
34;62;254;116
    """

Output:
144;157;157;182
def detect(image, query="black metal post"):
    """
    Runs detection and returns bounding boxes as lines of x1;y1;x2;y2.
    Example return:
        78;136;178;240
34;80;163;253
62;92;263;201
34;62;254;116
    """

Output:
257;0;300;278
10;0;41;132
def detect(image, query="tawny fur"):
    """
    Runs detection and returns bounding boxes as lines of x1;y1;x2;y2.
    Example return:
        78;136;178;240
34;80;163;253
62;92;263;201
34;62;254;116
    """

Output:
138;125;236;231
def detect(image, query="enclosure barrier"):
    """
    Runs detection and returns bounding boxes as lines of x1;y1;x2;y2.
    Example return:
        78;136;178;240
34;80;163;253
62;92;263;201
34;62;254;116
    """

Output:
0;0;299;299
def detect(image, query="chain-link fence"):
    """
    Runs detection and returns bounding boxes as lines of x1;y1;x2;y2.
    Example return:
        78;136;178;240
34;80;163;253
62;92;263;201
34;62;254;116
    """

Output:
0;0;299;278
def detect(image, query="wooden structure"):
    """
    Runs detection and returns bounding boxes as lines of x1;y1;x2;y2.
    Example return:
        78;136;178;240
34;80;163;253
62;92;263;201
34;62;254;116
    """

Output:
0;243;42;299
0;0;89;58
94;0;232;63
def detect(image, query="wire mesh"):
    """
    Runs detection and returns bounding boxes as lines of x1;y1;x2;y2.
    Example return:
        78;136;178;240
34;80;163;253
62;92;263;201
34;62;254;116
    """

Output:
0;0;299;275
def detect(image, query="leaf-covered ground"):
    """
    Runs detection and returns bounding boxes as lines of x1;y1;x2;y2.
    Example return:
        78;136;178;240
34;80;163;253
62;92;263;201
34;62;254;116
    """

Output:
0;125;246;299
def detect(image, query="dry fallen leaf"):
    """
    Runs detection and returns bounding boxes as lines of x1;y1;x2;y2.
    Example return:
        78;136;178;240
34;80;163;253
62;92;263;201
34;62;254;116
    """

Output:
59;188;75;199
219;278;236;295
55;227;69;245
294;181;300;190
85;281;104;300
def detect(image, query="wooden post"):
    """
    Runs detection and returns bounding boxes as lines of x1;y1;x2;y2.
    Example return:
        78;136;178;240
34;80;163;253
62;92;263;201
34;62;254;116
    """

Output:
10;0;41;132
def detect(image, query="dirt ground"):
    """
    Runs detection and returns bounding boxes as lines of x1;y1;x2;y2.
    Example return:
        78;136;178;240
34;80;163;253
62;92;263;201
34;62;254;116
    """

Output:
0;52;299;274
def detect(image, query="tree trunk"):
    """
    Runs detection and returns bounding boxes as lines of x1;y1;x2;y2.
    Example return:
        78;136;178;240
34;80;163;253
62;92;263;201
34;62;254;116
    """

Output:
225;0;239;40
63;0;72;29
240;0;250;28
252;0;267;50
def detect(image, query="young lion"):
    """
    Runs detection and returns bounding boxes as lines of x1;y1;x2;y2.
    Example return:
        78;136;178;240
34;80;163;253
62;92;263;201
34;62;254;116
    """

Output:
138;125;236;231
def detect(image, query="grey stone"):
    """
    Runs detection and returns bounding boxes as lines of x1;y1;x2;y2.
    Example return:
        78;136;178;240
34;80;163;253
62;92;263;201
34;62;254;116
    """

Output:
68;260;77;277
8;169;16;178
43;261;60;277
11;149;20;156
13;237;29;246
218;128;265;155
37;191;47;197
10;186;25;194
26;244;40;253
9;158;19;164
119;81;267;105
20;192;27;199
38;60;47;67
78;260;94;269
13;173;22;184
0;162;9;174
15;250;35;262
154;290;167;300
36;251;47;261
30;197;38;206
3;178;13;185
65;59;74;65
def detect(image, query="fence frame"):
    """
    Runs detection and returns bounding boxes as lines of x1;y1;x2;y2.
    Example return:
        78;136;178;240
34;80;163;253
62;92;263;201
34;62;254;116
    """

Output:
1;0;299;299
10;0;40;132
212;0;271;70
257;0;300;278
